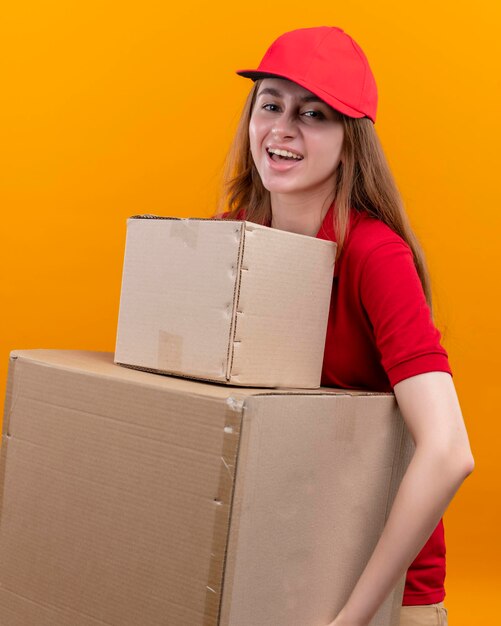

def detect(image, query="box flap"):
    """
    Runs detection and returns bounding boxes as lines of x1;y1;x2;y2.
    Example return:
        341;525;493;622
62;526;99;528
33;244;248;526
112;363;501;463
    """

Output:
229;222;336;387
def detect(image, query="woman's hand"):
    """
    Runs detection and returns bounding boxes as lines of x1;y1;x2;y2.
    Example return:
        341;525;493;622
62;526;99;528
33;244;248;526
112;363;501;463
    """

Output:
324;614;368;626
324;604;372;626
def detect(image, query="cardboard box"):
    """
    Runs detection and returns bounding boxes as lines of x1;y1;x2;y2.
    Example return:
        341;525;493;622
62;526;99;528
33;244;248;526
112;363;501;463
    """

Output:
115;217;336;388
0;350;414;626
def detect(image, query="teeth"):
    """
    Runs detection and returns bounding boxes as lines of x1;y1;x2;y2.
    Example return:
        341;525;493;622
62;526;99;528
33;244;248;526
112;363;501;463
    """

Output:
268;148;303;160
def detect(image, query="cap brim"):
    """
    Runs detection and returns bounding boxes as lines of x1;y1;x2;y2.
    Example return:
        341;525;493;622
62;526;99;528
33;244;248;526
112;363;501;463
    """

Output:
236;70;285;80
235;68;373;122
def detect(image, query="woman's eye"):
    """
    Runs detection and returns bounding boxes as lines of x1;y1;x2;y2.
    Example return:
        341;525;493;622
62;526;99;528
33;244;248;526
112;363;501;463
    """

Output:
262;103;280;112
302;109;325;119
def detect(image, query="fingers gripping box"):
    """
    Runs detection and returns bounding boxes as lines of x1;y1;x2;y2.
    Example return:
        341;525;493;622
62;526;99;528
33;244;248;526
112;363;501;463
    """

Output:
114;217;337;388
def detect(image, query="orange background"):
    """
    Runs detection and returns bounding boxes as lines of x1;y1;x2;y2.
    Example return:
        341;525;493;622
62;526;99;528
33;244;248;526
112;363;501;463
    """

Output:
1;1;499;621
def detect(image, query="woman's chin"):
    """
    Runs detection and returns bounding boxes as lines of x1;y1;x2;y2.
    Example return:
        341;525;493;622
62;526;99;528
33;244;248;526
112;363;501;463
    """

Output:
261;180;307;196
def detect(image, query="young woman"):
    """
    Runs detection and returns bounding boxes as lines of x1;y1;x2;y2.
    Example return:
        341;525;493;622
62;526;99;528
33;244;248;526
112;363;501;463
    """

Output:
216;27;474;626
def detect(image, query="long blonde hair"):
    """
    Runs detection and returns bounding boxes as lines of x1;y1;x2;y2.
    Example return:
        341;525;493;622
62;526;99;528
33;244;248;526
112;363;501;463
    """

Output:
217;81;433;309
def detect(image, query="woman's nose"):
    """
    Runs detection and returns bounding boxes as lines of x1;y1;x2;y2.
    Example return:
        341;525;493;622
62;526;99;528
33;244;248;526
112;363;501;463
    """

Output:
271;114;296;140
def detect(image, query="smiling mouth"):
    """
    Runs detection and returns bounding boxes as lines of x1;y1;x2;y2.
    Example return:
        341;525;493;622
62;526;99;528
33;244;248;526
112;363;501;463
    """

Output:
266;148;304;162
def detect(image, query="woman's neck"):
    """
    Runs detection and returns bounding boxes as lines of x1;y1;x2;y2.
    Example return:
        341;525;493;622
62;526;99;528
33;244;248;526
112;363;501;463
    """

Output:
270;190;335;237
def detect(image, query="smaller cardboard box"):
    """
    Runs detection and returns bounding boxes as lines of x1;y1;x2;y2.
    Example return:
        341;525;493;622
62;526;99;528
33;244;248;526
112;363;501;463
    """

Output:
115;216;336;388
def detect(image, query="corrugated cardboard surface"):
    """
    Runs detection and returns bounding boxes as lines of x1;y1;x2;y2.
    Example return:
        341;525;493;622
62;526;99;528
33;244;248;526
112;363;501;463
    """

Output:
115;218;241;381
1;350;239;625
230;222;335;387
115;218;336;388
0;350;413;626
221;395;411;626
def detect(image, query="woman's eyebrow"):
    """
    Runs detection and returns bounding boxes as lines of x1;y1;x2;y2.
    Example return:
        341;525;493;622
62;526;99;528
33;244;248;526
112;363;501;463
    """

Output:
257;87;323;103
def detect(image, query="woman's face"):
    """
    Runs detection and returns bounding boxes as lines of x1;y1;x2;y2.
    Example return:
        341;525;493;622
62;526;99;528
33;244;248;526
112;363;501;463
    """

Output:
249;78;344;199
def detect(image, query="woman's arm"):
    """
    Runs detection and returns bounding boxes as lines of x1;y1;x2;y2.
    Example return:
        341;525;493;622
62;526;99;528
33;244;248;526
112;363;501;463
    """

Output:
326;371;474;626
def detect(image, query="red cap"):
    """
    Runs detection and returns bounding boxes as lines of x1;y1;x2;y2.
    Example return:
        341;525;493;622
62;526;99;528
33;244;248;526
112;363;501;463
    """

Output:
236;26;378;123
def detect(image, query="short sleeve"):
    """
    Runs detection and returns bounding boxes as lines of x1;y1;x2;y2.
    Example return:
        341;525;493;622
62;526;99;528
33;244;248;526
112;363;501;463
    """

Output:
359;241;452;387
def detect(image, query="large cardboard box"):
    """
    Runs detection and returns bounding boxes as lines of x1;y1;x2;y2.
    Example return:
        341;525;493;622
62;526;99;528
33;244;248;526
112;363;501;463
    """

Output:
115;217;336;388
0;350;414;626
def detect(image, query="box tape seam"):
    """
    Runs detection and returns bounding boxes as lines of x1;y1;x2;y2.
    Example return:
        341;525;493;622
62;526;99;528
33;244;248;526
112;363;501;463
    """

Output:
2;355;20;437
169;219;200;250
225;223;246;381
129;215;247;222
157;331;183;372
0;355;21;535
203;396;246;625
129;215;213;221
